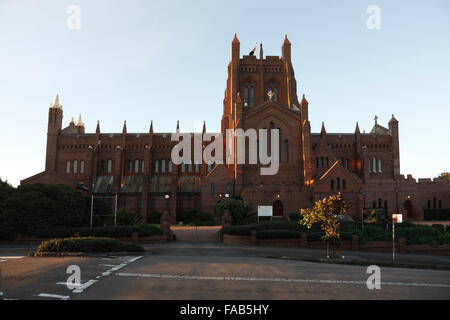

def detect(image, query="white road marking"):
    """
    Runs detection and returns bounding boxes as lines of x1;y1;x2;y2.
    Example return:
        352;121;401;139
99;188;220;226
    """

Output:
115;272;450;289
56;282;82;288
126;256;143;263
72;279;97;293
0;256;25;259
37;293;70;300
98;264;118;267
0;260;6;263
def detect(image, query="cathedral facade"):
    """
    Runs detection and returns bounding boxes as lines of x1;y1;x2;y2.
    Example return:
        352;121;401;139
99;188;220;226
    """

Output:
22;35;449;223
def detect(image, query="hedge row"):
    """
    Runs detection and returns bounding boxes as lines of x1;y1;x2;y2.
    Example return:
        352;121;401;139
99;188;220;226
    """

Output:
33;224;164;239
221;221;450;246
36;237;145;253
424;209;450;221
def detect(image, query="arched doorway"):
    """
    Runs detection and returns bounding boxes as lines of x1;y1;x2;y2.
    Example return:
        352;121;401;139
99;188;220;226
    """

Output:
404;200;413;218
273;200;283;217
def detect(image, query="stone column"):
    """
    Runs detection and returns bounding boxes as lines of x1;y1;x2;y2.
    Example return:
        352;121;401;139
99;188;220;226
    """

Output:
160;210;172;241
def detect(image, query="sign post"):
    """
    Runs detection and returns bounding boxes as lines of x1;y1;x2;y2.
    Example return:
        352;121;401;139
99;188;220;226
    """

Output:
391;214;403;262
257;206;273;223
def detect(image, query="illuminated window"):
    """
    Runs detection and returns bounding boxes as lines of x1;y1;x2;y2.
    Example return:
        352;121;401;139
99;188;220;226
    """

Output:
161;159;166;173
80;161;85;174
134;160;139;173
66;161;71;174
107;159;112;174
73;160;78;173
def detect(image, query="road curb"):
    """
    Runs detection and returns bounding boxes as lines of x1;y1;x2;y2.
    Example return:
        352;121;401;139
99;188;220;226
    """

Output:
266;255;450;271
29;251;150;257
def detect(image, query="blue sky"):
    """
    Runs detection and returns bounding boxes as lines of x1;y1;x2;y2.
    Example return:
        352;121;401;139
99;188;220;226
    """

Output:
0;0;449;186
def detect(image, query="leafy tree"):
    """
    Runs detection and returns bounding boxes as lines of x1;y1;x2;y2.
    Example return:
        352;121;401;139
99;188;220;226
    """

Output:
215;198;254;225
0;183;110;239
298;193;348;258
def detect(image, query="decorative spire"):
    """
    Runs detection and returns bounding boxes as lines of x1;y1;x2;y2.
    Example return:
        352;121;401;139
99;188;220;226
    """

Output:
232;33;240;44
51;94;62;109
389;114;398;124
96;120;100;134
149;120;153;134
283;34;291;46
300;93;308;106
54;94;60;107
355;122;360;134
176;120;180;131
76;114;84;126
122;120;127;134
321;121;326;135
374;115;378;125
259;43;263;60
202;121;206;134
69;117;75;125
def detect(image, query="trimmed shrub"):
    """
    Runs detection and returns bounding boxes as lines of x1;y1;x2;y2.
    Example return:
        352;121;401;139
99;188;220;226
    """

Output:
287;212;301;221
257;230;302;239
221;225;253;236
135;224;164;237
113;208;142;226
36;237;145;253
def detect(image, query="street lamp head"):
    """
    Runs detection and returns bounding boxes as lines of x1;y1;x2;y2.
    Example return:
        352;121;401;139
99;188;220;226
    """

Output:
165;194;170;199
225;194;229;198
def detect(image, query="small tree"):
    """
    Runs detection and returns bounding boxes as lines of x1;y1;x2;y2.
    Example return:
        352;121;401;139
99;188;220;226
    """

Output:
299;193;348;258
215;198;254;225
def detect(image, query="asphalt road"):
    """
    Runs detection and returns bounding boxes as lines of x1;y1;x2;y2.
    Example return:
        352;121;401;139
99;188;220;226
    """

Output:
1;242;449;300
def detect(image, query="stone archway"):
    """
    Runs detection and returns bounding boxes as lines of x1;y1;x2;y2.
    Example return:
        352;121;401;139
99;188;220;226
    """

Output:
273;199;284;217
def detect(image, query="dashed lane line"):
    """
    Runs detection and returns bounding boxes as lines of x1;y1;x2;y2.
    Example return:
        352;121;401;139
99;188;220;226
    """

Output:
36;293;70;300
115;272;450;289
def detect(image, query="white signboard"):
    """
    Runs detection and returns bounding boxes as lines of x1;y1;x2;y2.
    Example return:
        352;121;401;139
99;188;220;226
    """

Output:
258;206;273;217
392;214;403;223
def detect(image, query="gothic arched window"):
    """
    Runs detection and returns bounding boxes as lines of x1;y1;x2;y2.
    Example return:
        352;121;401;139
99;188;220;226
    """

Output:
135;159;139;173
284;139;288;162
154;160;159;173
243;82;254;106
267;82;278;101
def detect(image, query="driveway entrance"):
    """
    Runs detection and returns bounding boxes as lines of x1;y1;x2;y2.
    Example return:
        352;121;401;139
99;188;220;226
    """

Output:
171;226;222;242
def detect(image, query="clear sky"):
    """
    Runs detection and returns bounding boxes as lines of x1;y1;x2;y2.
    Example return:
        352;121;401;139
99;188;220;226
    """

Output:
0;0;449;186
